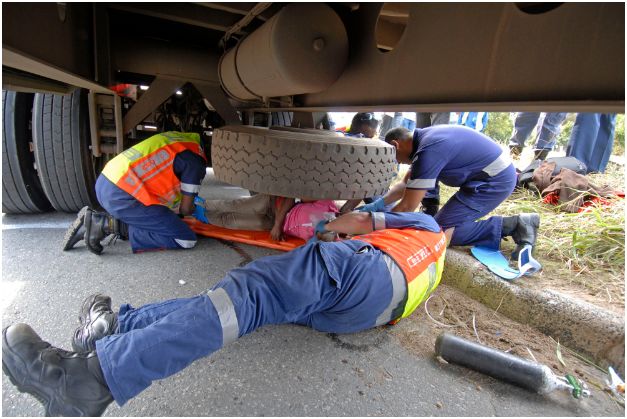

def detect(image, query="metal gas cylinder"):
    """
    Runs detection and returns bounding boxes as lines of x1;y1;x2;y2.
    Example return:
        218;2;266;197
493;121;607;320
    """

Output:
219;3;348;101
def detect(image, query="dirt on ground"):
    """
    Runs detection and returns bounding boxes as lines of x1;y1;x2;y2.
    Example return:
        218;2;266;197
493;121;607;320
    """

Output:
498;240;625;316
434;155;625;316
389;284;625;409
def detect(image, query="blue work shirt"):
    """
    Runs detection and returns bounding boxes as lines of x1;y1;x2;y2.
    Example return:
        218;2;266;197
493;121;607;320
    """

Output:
317;211;441;289
407;125;510;191
172;150;207;197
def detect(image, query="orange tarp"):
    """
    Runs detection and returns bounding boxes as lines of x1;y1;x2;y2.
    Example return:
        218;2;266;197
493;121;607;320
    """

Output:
184;218;305;252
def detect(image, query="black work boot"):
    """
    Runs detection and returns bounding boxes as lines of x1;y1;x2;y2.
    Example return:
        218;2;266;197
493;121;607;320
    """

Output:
533;148;550;161
2;323;113;416
505;213;540;260
73;294;118;353
62;206;89;251
420;197;440;217
509;145;523;158
84;209;128;255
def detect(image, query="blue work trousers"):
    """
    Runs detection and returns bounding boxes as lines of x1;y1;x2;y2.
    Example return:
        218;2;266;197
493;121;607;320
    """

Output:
434;165;516;249
95;241;394;405
95;176;197;252
509;112;568;150
566;113;616;173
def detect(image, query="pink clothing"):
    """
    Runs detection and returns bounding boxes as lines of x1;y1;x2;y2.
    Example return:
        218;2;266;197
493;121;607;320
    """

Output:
283;200;339;240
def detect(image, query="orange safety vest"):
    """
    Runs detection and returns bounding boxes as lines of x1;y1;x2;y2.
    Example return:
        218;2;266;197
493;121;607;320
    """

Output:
101;132;206;208
353;228;446;320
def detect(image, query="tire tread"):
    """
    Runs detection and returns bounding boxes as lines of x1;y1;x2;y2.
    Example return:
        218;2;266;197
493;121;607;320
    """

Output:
32;90;98;212
1;90;51;214
212;126;396;199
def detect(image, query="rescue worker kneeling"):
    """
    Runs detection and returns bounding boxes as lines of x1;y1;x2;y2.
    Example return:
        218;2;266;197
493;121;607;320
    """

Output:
63;131;207;254
3;210;445;416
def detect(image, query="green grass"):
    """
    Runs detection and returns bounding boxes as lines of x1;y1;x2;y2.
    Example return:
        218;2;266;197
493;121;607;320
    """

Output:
396;160;625;301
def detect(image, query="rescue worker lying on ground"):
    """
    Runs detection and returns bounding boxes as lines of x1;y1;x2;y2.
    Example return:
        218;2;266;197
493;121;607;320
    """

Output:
366;125;540;260
194;194;339;241
62;132;207;255
3;210;446;416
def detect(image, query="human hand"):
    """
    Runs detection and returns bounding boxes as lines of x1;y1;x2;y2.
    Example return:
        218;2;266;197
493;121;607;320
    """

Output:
313;220;337;242
306;220;327;244
357;197;385;213
192;198;209;224
270;225;284;241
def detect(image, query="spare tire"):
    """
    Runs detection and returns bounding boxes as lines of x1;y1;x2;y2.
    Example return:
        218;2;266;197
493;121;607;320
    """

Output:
212;125;397;199
32;89;100;212
270;126;343;136
2;90;52;214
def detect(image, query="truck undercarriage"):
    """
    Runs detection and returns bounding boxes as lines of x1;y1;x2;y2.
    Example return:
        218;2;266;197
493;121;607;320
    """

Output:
2;2;624;213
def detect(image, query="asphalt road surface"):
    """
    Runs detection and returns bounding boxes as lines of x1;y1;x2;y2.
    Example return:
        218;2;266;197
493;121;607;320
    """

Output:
2;170;623;417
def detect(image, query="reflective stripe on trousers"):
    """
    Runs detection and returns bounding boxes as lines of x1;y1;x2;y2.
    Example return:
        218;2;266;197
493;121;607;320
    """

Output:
207;288;239;345
95;241;397;406
375;254;407;326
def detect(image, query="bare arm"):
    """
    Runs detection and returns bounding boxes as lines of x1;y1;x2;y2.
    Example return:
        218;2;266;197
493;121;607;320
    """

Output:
339;199;362;214
323;211;374;236
179;194;196;216
340;177;407;214
381;181;407;205
270;197;296;241
391;188;426;213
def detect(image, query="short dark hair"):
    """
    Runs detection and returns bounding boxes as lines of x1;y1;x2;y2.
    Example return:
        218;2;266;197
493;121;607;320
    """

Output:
349;112;379;134
384;127;412;143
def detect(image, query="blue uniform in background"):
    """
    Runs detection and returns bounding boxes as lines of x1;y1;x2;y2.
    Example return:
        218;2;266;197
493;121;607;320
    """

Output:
95;150;206;252
95;212;440;405
566;113;617;173
407;126;516;249
457;112;489;132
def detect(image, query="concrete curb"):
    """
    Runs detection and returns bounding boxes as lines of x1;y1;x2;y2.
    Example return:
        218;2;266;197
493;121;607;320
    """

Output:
442;249;625;375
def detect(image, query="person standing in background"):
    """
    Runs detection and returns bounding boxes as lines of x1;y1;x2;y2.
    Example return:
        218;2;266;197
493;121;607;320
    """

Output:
566;113;617;174
508;112;568;160
457;112;489;132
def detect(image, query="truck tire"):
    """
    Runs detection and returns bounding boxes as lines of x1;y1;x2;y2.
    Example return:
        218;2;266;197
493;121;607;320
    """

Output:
212;125;397;199
270;126;342;136
270;112;293;126
32;89;100;212
2;91;52;214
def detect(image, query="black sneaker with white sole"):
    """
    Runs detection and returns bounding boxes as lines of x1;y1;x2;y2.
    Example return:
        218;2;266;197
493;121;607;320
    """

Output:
72;293;118;353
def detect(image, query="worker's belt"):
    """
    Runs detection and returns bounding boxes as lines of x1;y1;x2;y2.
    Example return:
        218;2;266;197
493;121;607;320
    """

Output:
375;254;407;327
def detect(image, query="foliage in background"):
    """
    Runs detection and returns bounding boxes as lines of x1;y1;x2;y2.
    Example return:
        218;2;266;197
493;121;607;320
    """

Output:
613;114;624;156
483;112;513;145
555;117;574;150
436;162;625;301
396;142;625;304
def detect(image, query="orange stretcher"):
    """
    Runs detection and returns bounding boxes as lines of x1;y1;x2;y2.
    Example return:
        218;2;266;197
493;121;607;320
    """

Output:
184;218;306;252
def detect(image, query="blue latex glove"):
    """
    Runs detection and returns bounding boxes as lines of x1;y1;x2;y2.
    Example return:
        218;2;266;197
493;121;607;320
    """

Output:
315;219;329;235
193;196;209;224
307;220;329;244
357;197;385;213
